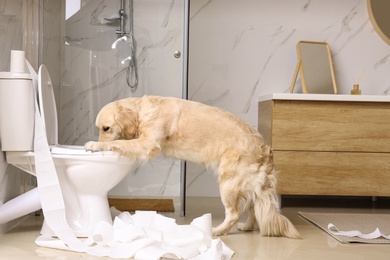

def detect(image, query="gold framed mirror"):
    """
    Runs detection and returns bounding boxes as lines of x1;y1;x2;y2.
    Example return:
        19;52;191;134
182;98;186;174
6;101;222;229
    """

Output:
368;0;390;45
290;41;338;94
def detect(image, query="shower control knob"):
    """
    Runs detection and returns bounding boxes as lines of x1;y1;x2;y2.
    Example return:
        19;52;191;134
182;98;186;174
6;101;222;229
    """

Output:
174;50;181;58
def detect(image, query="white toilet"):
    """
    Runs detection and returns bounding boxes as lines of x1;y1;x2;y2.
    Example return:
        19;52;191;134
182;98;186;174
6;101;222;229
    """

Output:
1;65;136;237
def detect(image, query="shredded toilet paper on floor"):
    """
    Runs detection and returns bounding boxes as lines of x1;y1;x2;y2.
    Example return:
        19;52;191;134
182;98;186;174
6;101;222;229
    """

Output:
35;210;234;259
327;223;390;240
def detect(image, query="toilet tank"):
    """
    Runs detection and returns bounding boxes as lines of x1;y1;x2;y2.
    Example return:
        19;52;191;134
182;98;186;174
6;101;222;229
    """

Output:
0;72;35;151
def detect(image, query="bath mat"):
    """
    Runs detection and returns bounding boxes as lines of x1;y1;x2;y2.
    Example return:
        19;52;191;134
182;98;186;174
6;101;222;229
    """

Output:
299;212;390;244
108;198;175;212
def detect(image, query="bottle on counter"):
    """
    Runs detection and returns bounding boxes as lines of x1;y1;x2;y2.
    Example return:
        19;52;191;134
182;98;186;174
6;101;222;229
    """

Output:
351;84;361;95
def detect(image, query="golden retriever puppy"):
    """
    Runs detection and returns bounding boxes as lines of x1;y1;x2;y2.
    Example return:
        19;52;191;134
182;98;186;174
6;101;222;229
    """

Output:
85;95;300;238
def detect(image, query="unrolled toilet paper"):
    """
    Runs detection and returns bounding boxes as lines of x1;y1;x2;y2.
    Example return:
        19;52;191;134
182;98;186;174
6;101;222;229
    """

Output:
10;50;26;73
25;60;234;259
36;211;235;259
328;223;390;240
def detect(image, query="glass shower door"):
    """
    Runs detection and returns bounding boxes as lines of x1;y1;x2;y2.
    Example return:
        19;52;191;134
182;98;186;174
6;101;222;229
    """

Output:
62;0;187;213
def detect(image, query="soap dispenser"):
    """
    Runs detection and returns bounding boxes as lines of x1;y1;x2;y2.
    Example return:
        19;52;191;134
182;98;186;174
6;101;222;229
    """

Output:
351;84;361;95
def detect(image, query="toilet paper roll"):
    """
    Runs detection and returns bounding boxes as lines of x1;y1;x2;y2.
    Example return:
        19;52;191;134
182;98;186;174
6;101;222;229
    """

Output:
92;221;115;244
10;50;26;73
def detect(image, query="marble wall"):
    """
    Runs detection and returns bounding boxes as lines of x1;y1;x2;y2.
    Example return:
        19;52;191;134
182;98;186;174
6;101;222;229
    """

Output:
0;0;63;233
186;0;390;196
0;0;40;235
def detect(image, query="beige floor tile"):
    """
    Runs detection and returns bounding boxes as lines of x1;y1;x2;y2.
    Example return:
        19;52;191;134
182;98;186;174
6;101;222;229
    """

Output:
1;197;390;259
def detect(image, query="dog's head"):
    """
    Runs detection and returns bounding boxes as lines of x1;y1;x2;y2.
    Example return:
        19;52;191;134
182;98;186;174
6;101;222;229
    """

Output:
95;101;139;142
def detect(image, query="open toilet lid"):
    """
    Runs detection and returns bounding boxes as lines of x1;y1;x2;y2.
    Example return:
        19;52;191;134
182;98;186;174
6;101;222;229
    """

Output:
38;65;58;146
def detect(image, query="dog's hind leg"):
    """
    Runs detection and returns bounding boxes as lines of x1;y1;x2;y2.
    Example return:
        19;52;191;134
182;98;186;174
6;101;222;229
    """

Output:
237;203;257;231
212;177;242;236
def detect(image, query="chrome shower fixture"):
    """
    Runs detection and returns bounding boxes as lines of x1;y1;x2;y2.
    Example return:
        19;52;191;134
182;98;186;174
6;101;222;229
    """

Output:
112;35;128;49
121;56;131;64
116;0;128;35
110;0;138;90
105;0;128;35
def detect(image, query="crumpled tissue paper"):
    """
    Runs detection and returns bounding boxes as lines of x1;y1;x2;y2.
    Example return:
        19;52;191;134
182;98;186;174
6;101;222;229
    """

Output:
36;210;234;260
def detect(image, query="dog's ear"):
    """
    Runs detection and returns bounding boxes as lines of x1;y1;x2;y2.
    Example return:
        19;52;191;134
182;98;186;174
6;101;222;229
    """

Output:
114;105;138;139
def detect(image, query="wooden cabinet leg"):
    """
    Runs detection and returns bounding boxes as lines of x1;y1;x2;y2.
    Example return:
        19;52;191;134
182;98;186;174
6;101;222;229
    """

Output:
276;194;282;209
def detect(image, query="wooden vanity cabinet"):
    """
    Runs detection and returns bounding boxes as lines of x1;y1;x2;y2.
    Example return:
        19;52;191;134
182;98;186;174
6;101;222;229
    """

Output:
258;94;390;196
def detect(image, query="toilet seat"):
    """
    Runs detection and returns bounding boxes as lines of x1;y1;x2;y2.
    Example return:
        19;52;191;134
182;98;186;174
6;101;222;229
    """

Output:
36;63;119;159
38;63;59;146
51;145;115;156
7;145;120;158
37;61;103;156
6;64;128;167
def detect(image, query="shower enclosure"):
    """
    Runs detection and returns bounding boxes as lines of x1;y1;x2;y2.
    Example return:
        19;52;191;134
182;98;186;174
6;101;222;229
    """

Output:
62;0;189;214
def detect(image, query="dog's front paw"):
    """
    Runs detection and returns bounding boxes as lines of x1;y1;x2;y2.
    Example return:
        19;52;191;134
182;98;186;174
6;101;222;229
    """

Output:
85;141;110;152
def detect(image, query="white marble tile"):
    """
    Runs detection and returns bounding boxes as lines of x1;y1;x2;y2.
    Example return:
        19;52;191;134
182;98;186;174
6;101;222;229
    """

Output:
3;0;390;202
0;0;25;71
186;0;390;196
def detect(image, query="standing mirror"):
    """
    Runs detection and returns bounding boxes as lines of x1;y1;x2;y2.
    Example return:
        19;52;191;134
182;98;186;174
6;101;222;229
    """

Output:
290;41;338;94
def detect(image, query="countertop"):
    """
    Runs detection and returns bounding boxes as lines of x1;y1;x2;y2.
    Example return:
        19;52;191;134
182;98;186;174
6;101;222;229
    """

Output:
258;93;390;102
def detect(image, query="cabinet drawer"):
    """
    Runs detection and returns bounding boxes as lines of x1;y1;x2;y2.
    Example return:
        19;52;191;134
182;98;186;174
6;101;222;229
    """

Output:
260;100;390;152
274;151;390;196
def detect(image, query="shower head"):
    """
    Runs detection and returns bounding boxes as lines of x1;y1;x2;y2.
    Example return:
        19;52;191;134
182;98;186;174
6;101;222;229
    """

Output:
111;35;128;49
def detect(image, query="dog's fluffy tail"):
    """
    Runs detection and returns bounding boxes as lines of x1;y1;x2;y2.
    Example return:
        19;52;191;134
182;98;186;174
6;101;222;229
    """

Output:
253;146;300;239
254;190;301;239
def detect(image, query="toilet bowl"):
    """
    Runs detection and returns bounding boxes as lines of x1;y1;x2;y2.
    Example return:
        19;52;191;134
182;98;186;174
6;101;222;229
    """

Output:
0;64;136;237
6;147;135;237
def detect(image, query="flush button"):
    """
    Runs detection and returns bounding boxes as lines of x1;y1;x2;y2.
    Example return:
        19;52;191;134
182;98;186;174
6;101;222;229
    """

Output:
174;50;181;58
